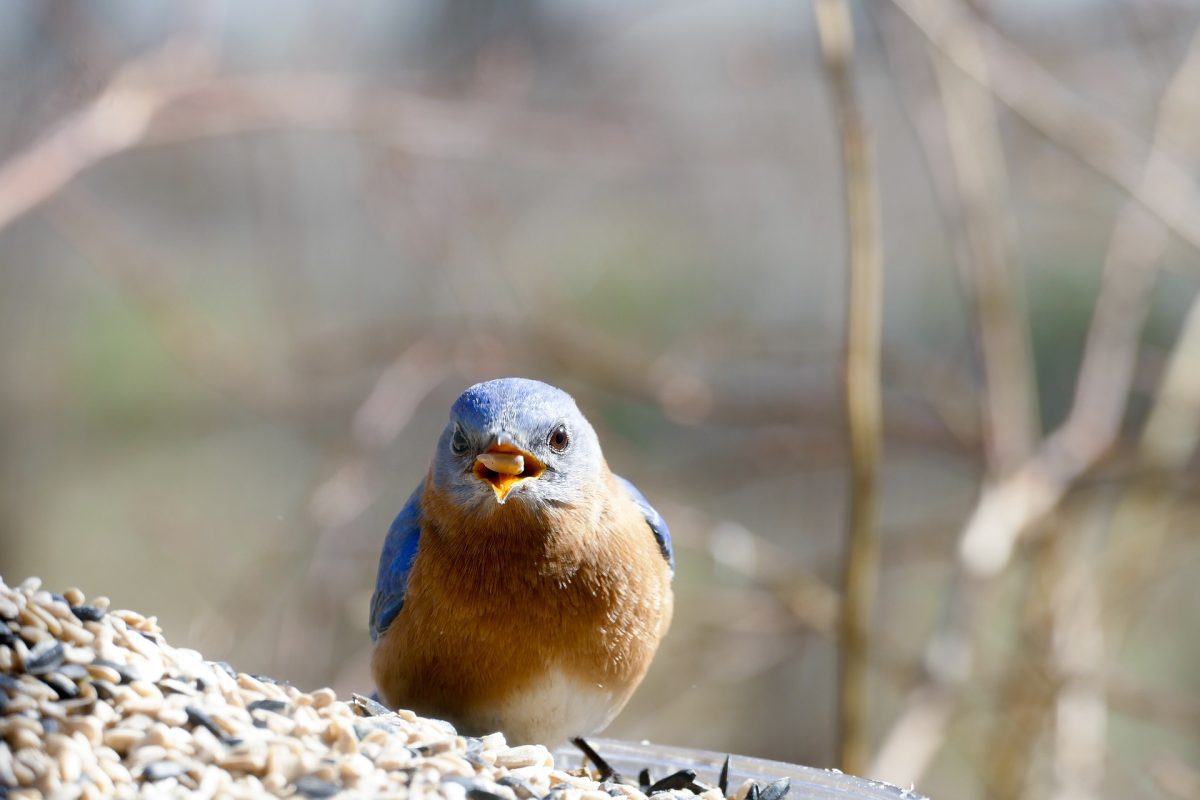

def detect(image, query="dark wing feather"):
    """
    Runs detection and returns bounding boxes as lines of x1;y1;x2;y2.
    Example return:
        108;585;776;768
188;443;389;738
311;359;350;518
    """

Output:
614;474;675;574
369;481;424;642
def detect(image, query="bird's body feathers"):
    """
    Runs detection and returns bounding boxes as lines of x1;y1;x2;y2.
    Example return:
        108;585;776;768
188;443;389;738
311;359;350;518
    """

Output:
369;378;674;745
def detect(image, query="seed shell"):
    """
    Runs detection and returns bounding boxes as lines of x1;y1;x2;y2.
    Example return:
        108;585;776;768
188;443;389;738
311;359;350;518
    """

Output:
1;575;808;800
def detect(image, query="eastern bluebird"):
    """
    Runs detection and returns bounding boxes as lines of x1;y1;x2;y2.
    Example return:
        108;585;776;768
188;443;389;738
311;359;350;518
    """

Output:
369;378;674;746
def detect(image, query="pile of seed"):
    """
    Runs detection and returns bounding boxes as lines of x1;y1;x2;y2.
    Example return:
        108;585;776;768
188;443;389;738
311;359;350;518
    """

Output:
0;577;767;800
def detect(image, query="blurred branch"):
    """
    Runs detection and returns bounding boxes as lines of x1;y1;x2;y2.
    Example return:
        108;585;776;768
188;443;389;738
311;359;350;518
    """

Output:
814;0;884;776
1151;755;1200;800
871;1;1028;467
1066;292;1200;793
981;672;1200;737
878;18;1042;781
958;27;1200;578
0;41;215;234
141;73;647;173
888;0;1200;254
915;0;1038;472
1046;286;1200;800
0;50;648;239
1048;513;1105;800
1108;677;1200;737
872;24;1200;789
983;533;1061;800
1101;291;1200;639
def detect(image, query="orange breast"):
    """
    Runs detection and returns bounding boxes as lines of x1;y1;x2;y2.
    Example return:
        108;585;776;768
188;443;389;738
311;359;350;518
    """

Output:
370;472;673;743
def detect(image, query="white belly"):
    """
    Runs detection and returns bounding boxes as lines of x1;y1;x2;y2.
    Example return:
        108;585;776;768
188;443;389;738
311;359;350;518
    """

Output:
465;670;620;746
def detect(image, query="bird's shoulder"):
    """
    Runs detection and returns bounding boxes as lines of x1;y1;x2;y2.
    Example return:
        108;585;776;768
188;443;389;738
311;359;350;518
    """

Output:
612;473;674;574
369;480;424;642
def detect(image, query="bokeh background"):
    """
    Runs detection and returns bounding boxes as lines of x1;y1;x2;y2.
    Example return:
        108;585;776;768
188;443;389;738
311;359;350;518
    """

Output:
2;2;1199;798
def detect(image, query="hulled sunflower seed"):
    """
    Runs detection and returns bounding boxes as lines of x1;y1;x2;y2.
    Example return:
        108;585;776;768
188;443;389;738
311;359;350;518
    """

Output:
3;575;825;800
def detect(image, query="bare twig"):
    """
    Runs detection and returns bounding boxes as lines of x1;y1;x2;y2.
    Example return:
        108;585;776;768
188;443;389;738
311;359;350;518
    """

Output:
888;0;1200;254
1049;511;1106;800
0;55;647;240
982;532;1061;800
916;0;1039;471
1099;278;1200;639
1106;675;1200;736
0;41;215;234
872;25;1200;789
958;28;1200;577
1150;754;1200;800
813;0;884;775
1044;224;1200;800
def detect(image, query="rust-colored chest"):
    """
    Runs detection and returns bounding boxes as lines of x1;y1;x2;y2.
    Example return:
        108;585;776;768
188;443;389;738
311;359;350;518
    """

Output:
370;477;673;740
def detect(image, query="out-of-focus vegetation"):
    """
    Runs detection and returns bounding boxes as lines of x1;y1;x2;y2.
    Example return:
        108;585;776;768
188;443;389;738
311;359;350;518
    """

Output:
2;2;1199;798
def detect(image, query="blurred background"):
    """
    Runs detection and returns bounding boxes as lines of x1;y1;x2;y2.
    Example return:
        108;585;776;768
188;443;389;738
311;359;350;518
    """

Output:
2;1;1199;798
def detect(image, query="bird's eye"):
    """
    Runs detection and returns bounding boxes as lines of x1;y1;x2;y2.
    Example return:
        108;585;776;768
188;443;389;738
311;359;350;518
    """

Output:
450;426;470;455
548;424;570;453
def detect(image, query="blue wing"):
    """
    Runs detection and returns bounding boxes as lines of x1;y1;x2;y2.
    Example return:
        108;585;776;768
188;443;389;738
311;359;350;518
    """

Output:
615;475;674;575
369;481;424;643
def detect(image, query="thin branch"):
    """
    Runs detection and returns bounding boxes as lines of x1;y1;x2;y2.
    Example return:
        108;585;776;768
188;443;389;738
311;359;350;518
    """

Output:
1093;286;1200;672
814;0;884;776
0;41;215;234
958;28;1200;577
1049;283;1200;800
916;0;1039;471
872;24;1200;788
1050;523;1106;800
888;0;1200;254
869;1;1033;470
1150;754;1200;800
0;55;647;240
983;532;1062;800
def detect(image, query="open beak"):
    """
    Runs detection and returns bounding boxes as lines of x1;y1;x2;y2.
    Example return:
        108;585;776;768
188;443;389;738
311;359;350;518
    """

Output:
473;434;545;504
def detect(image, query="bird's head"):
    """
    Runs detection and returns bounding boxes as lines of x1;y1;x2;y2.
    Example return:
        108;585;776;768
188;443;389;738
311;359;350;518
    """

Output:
429;378;606;513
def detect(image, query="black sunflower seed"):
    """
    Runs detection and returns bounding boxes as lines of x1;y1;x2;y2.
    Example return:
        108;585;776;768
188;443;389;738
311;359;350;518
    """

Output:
185;706;226;740
70;605;105;623
648;769;697;794
157;678;194;696
295;776;341;798
58;663;89;681
91;679;117;700
24;640;64;675
247;699;288;714
571;737;619;782
757;777;791;800
42;672;78;700
351;693;392;717
466;789;507;800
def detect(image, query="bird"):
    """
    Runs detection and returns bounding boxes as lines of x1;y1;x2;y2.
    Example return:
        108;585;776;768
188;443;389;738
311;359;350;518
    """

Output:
369;377;675;746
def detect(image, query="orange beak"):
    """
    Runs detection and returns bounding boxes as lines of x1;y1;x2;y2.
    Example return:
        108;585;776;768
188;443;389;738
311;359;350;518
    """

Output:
473;435;545;504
